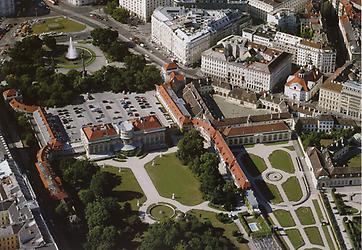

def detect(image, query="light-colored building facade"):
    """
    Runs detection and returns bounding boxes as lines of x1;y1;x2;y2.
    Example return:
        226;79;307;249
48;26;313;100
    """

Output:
151;7;251;66
201;35;292;92
318;62;361;119
0;0;15;17
81;116;166;157
119;0;171;22
248;0;306;21
284;66;323;102
243;27;337;73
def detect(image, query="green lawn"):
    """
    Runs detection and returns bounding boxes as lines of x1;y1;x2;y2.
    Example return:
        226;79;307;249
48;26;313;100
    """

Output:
263;141;289;146
305;227;324;246
254;180;283;204
273;209;296;227
149;204;174;221
313;199;324;222
188;210;250;250
322;225;336;250
269;150;295;173
285;229;305;249
244;215;272;237
282;176;303;202
32;17;86;34
145;153;203;206
320;139;333;147
102;166;146;211
296;207;316;225
241;154;268;177
346;153;361;168
243;144;255;148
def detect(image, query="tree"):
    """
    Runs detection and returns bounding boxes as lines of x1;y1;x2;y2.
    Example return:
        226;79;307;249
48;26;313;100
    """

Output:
107;41;129;61
78;189;96;205
85;198;121;228
112;7;130;24
124;55;146;72
90;28;118;47
89;171;119;198
42;35;57;51
55;202;70;218
85;225;119;250
61;159;99;189
177;129;205;164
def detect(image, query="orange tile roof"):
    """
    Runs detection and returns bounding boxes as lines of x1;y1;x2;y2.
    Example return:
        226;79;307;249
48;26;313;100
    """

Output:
222;122;290;137
286;68;322;91
192;118;250;189
82;123;118;141
36;107;62;150
169;71;185;82
3;89;17;98
130;115;163;131
36;145;68;200
163;62;178;71
157;84;191;128
9;99;38;113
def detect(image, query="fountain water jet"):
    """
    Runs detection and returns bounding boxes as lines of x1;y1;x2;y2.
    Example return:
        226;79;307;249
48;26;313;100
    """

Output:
65;37;78;60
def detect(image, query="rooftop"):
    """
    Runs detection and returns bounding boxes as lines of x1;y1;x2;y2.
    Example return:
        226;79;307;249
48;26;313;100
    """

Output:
222;122;290;137
82;123;118;141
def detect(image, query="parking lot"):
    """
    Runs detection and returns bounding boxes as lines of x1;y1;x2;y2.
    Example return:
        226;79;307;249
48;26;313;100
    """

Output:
46;91;174;145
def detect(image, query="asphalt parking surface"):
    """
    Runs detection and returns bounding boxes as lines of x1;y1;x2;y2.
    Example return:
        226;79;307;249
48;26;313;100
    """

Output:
46;91;174;145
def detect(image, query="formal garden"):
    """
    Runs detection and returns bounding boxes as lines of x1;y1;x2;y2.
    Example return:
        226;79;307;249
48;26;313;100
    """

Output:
268;150;295;174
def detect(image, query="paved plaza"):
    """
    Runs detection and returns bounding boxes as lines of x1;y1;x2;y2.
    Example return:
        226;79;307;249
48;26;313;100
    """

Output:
213;95;272;118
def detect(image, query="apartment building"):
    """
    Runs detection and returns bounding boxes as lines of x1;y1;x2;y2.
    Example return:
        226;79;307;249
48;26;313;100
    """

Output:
119;0;171;22
243;27;337;73
0;158;57;249
284;65;323;102
151;7;251;66
318;62;361;119
297;114;358;133
201;35;292;92
248;0;306;21
172;0;248;9
0;0;15;17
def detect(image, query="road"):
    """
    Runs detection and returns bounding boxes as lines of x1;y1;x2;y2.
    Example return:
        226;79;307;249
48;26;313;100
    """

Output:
47;2;200;78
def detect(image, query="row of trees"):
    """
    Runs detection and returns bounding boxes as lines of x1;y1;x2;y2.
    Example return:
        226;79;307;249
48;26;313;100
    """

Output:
140;214;235;250
57;159;144;250
177;129;240;210
1;35;161;107
90;28;129;61
104;0;130;24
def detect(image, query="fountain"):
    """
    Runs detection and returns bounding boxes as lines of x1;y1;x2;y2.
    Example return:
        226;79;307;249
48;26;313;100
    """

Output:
65;37;78;60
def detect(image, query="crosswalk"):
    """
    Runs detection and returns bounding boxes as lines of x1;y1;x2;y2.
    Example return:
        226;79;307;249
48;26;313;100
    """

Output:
0;133;12;160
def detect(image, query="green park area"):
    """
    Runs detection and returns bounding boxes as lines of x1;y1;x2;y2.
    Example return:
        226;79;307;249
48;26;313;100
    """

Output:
188;210;250;250
239;214;272;239
296;207;316;225
322;225;336;250
312;199;324;222
255;180;283;204
346;153;361;168
145;153;203;206
32;17;86;34
282;176;303;202
273;209;296;227
269;150;295;173
285;228;305;249
305;227;324;246
320;139;333;147
149;204;175;221
102;166;146;211
241;154;268;177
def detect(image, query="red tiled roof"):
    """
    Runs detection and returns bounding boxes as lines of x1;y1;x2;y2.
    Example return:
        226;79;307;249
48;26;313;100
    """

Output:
286;68;322;91
9;99;38;113
157;84;191;128
130;115;163;131
222;122;290;137
3;89;17;98
168;71;185;82
192;118;250;189
82;123;117;141
163;62;178;71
